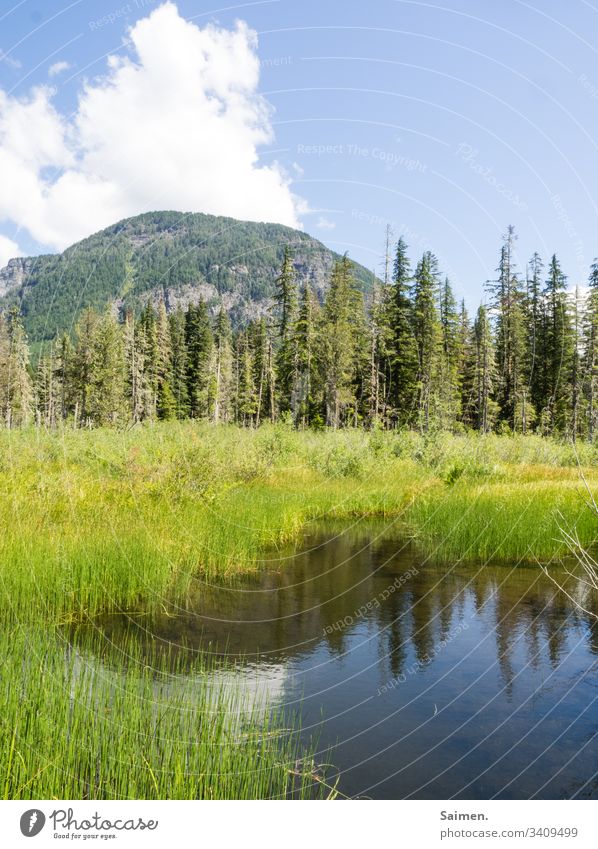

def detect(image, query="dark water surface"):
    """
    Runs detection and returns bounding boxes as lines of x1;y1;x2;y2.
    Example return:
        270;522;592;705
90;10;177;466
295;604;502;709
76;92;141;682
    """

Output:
85;521;598;799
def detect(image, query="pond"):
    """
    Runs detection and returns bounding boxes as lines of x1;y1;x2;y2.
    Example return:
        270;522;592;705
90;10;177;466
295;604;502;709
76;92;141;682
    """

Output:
82;519;598;799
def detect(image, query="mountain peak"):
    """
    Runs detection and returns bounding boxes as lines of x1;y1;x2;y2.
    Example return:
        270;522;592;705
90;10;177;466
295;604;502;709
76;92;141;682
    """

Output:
0;211;374;345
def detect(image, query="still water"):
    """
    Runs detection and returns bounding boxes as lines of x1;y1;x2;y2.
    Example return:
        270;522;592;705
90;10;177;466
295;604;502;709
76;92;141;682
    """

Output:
88;520;598;799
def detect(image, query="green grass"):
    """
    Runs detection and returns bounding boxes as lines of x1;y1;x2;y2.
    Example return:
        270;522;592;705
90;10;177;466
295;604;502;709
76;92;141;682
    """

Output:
1;422;597;799
1;424;596;624
0;626;328;800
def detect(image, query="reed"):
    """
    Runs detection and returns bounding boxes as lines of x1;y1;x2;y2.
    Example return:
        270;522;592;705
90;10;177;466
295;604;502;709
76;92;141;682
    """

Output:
0;625;326;800
1;424;596;623
1;423;596;798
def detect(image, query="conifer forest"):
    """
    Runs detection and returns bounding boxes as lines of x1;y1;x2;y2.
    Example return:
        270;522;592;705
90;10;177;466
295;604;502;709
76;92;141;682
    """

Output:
2;226;597;440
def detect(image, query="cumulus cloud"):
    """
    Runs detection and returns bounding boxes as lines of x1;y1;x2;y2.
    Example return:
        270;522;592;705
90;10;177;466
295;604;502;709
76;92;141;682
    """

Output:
0;2;302;252
48;61;71;77
0;234;22;268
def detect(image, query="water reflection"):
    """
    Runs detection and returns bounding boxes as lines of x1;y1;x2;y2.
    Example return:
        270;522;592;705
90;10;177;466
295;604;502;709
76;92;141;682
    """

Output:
77;520;598;799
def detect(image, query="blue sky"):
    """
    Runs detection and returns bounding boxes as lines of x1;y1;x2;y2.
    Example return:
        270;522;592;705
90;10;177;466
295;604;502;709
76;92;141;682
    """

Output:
1;0;597;307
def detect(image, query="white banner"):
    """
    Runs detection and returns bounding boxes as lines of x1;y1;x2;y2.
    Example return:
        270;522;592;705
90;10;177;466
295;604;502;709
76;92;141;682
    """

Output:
0;800;595;848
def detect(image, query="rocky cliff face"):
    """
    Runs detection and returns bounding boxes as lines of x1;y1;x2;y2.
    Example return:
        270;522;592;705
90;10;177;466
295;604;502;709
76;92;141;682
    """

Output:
0;257;35;297
0;211;375;344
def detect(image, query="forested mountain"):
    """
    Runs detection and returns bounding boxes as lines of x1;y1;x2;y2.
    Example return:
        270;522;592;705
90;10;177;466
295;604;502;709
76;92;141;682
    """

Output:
0;211;374;345
1;223;596;440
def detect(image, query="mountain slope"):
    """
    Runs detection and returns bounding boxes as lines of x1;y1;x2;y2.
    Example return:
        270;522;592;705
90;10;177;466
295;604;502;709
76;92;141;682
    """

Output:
0;211;375;344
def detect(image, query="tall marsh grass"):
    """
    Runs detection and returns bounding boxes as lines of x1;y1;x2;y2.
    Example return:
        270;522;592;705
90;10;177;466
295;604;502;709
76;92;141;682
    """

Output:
1;423;597;798
0;626;326;800
0;424;595;624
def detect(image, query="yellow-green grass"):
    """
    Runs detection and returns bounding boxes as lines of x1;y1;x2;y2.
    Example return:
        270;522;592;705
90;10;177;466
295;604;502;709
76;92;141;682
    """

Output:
1;424;597;624
1;423;597;800
1;626;326;800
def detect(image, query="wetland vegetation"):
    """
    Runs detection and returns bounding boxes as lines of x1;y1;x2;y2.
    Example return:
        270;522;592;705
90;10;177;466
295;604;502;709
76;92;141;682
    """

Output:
1;423;597;798
1;222;597;797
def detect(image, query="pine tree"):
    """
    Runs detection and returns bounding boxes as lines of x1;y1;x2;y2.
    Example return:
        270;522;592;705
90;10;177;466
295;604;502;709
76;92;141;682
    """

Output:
185;301;214;419
412;251;441;432
123;312;145;424
457;300;471;426
367;270;383;427
169;307;189;419
437;277;461;429
137;303;159;420
155;300;176;420
349;286;371;427
250;318;275;425
295;282;319;427
213;308;233;424
570;287;583;441
387;237;418;426
525;252;546;418
544;254;574;433
583;261;598;440
488;227;529;430
235;330;257;425
157;379;177;420
87;310;126;426
0;308;34;427
0;313;7;422
319;255;360;428
35;348;56;427
55;333;76;422
273;247;298;416
511;289;532;434
470;304;497;432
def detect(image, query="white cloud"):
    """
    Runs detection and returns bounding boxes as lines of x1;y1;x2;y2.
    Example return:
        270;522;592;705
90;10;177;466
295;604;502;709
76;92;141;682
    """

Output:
0;234;22;268
316;216;336;231
0;2;302;252
48;61;71;77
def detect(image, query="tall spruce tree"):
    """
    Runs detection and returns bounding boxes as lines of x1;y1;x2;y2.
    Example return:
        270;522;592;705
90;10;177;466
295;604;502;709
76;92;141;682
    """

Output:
185;301;214;419
87;310;126;426
488;227;530;430
319;255;360;428
457;300;471;427
155;300;176;420
55;333;76;422
570;287;583;441
169;307;190;419
138;303;159;419
544;254;574;434
123;312;145;423
583;261;598;440
213;308;233;424
525;252;546;418
235;330;257;426
412;251;441;432
387;237;418;426
295;282;318;427
437;277;461;429
73;308;100;426
273;247;298;416
0;308;34;427
35;348;56;427
470;304;497;432
250;318;275;425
